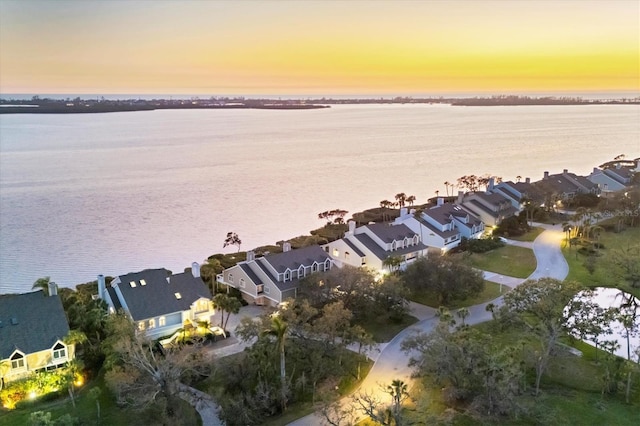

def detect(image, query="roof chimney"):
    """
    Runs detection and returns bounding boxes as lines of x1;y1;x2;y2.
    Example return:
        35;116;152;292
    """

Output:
48;281;58;296
543;171;549;179
563;169;568;174
400;207;408;217
457;191;464;204
437;197;444;206
191;262;200;278
347;220;356;236
246;250;255;262
98;274;106;300
488;177;495;191
283;242;291;252
525;177;530;184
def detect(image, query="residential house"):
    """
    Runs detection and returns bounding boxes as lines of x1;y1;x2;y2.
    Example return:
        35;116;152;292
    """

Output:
99;263;214;339
493;178;545;210
0;285;74;386
458;189;518;227
393;203;484;253
217;244;334;306
588;161;638;195
534;169;600;203
323;220;428;270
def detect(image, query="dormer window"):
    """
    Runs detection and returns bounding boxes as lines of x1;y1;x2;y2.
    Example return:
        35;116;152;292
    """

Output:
129;281;137;288
403;237;409;247
312;263;318;272
324;259;331;270
391;241;397;251
10;352;25;370
413;235;419;245
284;271;291;281
298;265;305;278
52;342;66;360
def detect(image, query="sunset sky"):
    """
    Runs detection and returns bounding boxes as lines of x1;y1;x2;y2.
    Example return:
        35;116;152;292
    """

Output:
0;0;638;96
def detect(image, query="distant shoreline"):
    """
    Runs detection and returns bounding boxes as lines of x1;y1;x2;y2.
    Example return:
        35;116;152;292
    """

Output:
1;95;638;114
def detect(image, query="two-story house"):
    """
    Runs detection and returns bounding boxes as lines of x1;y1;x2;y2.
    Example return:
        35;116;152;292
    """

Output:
534;169;600;202
588;161;638;195
1;285;74;387
216;244;333;306
493;178;545;210
323;220;427;271
99;263;214;339
458;190;518;227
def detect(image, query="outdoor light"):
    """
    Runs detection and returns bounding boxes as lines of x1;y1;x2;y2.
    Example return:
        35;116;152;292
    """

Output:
29;391;37;400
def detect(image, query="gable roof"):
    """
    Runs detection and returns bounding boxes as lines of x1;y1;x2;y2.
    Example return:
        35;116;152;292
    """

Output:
113;268;210;321
363;222;418;242
353;232;428;261
262;245;331;274
0;291;70;359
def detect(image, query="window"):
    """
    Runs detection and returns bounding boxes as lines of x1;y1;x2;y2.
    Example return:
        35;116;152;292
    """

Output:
11;353;25;370
413;235;419;245
298;265;305;278
174;292;182;300
138;321;146;331
239;278;245;288
52;342;66;360
344;251;350;260
148;319;155;329
324;259;331;270
195;299;209;312
228;274;234;283
333;248;339;257
284;271;291;281
129;280;137;288
264;286;270;294
391;241;397;250
159;316;166;327
256;284;264;293
140;279;146;286
312;263;318;272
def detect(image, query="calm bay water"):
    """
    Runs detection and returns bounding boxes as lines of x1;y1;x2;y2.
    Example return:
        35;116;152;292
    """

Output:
1;104;639;293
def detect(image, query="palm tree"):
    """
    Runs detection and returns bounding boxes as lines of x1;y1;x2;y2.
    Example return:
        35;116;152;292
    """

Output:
456;307;470;327
383;255;403;274
394;193;407;208
262;315;289;411
406;195;416;206
32;276;51;296
444;181;451;197
386;379;409;423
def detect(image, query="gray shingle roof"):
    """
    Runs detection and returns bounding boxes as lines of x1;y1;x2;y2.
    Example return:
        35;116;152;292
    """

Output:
354;233;427;261
263;245;331;274
114;269;211;321
0;291;70;359
239;263;263;285
364;222;418;242
343;238;365;257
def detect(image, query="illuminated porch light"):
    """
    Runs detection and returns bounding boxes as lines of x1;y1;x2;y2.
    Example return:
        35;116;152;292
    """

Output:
29;391;37;400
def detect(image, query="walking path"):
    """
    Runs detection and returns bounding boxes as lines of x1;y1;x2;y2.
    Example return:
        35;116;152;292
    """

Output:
287;225;569;426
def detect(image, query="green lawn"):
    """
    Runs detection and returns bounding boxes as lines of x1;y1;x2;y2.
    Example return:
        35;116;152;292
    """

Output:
410;280;505;309
358;313;419;343
508;226;544;242
465;245;537;278
562;226;640;299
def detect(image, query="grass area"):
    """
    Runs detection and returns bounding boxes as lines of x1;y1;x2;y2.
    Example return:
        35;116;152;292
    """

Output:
562;225;640;299
410;280;505;309
508;226;544;242
464;245;537;278
358;313;418;343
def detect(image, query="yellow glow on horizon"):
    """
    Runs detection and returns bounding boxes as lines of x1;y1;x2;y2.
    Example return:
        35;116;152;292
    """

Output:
0;0;638;95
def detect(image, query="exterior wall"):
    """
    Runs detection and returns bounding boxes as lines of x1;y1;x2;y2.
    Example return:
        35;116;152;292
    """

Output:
588;172;626;192
2;343;75;384
138;311;183;339
322;239;364;268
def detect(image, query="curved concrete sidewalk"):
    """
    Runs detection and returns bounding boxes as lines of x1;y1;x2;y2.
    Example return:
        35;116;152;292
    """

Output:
287;225;570;426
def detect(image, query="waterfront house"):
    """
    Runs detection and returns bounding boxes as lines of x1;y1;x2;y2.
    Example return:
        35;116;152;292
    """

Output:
99;263;214;339
323;220;428;270
393;203;483;254
216;243;333;306
588;161;638;195
534;169;600;202
493;178;545;210
458;189;518;227
0;286;74;386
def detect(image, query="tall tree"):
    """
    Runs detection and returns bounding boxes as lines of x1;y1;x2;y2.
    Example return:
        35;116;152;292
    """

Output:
262;315;289;411
213;293;242;330
503;278;583;396
223;231;242;252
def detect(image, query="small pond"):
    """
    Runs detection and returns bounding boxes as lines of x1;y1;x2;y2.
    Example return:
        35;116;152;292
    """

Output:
566;287;639;360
